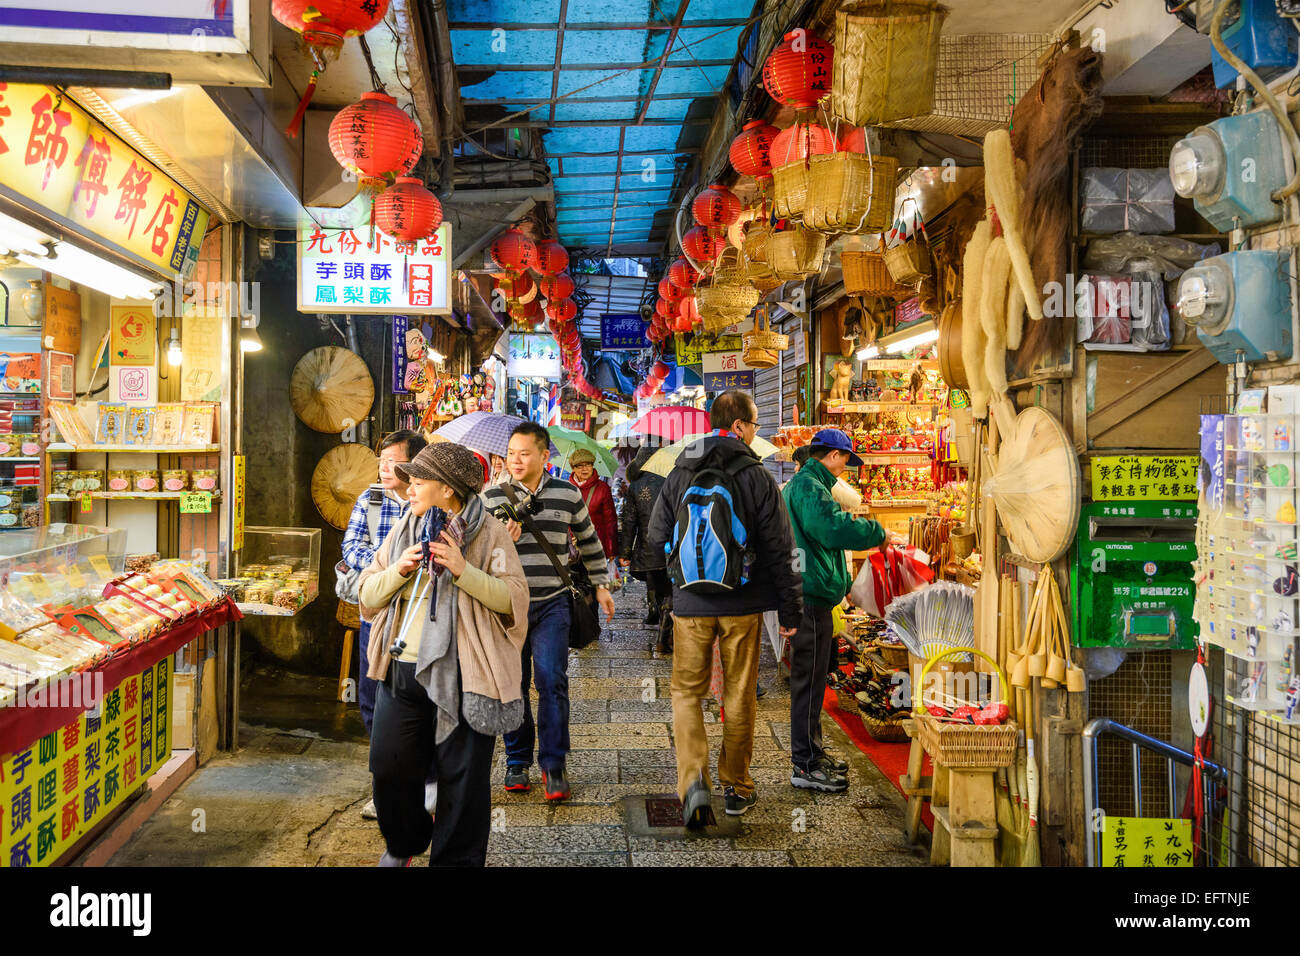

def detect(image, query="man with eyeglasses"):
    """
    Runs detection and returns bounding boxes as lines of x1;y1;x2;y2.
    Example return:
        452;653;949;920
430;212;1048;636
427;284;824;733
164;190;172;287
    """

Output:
341;429;427;819
646;389;803;824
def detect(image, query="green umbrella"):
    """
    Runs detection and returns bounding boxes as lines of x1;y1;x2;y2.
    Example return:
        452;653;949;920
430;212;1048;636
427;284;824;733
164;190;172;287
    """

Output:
550;425;619;477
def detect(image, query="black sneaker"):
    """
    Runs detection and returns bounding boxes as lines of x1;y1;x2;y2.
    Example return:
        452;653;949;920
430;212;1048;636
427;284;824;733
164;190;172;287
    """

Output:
791;764;849;793
542;767;571;801
644;609;660;627
724;786;757;816
682;774;710;828
821;749;849;774
503;766;530;792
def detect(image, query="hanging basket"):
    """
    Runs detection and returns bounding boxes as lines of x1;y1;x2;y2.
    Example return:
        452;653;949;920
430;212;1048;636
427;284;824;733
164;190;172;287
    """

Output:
697;251;760;332
841;250;911;298
742;307;790;370
884;235;931;285
767;226;827;280
803;152;898;234
831;0;949;126
742;218;774;265
771;160;810;220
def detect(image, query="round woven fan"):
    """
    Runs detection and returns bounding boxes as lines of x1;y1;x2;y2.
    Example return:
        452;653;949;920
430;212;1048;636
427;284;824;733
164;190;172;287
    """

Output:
312;443;379;530
983;401;1080;563
290;346;374;434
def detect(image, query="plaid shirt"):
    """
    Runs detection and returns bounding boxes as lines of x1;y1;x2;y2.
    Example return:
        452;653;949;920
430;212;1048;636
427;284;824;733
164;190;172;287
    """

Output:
341;486;407;572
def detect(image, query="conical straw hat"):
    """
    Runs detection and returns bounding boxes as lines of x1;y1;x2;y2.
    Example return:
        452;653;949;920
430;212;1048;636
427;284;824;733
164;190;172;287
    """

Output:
312;443;379;529
290;346;374;434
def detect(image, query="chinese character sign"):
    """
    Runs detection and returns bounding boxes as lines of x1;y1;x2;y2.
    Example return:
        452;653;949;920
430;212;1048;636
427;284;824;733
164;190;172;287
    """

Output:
0;84;209;279
600;314;648;350
298;224;452;315
1090;455;1199;501
0;659;172;867
1102;817;1193;867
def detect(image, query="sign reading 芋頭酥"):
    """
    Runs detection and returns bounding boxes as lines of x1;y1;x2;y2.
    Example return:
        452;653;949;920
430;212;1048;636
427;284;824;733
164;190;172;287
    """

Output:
297;224;452;316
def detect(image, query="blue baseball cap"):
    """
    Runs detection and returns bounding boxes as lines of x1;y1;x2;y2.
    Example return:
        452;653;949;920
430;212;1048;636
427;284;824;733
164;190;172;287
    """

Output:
811;428;864;467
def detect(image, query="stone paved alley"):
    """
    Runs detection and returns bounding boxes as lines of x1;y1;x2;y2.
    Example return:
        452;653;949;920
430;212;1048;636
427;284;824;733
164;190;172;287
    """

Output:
107;580;928;867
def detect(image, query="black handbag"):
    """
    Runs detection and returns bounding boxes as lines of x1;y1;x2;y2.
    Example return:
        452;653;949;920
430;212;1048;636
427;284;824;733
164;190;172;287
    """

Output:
502;484;602;649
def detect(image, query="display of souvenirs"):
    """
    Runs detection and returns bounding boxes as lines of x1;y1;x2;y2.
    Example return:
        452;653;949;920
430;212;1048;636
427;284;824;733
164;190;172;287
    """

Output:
47;402;96;446
182;402;218;444
126;405;155;444
933;482;969;524
0;352;41;392
132;469;161;492
0;590;50;640
162;470;189;492
863;464;936;502
152;403;186;445
51;400;220;447
0;433;39;457
106;469;132;492
191;469;219;492
14;623;107;670
95;403;127;444
0;641;66;708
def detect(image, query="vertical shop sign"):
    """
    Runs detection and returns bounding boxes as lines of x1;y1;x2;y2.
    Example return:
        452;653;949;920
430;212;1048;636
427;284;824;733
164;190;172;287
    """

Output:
392;315;409;394
41;284;81;354
232;455;246;552
109;306;155;366
0;659;173;867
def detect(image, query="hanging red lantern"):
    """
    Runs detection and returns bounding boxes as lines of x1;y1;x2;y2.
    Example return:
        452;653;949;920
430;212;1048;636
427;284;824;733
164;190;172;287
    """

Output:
492;228;537;274
761;29;834;110
522;298;543;319
730;120;779;181
770;122;837;167
533;240;570;276
561;324;581;345
669;258;699;291
655;299;672;319
658;278;684;301
682;226;724;264
539;273;575;300
547;298;578;323
692;185;741;229
838;126;868;154
653;361;672;380
374;177;442;241
546;316;567;337
497;272;536;304
274;0;389;48
328;92;423;184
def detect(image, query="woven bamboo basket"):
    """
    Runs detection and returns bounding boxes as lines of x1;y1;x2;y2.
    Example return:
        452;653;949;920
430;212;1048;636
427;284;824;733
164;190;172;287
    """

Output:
767;226;827;280
771;160;809;220
742;218;773;264
841;250;911;298
862;713;910;743
742;307;788;368
697;249;760;329
915;714;1018;768
803;152;898;234
831;0;949;126
884;236;930;284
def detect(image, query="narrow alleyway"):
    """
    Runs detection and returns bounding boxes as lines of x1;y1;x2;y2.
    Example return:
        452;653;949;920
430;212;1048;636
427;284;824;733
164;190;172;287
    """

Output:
107;580;927;867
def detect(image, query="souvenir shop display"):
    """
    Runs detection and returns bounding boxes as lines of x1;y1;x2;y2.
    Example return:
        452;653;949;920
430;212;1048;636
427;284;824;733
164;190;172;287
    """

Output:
225;527;322;617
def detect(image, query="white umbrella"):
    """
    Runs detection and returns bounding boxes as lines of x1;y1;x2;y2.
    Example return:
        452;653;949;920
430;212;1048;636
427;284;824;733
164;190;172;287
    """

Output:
641;432;779;478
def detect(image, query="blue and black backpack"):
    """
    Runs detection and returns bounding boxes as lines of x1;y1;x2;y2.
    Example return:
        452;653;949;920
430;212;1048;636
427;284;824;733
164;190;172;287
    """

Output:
665;456;760;594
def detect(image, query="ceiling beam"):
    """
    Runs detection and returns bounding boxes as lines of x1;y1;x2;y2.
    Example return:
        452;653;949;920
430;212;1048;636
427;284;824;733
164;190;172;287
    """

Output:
546;147;699;157
449;19;749;31
635;0;691;125
548;0;569;127
457;58;728;71
605;126;627;258
464;92;703;106
492;118;709;127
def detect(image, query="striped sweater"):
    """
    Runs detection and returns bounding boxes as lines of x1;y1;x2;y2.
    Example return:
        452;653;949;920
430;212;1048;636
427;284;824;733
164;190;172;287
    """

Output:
481;474;609;602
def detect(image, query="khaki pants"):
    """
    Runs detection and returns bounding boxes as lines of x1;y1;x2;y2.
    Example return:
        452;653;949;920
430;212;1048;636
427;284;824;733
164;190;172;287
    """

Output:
671;613;761;801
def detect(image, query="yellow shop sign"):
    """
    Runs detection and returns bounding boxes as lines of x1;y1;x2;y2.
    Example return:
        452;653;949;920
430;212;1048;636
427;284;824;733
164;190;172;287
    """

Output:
0;84;209;279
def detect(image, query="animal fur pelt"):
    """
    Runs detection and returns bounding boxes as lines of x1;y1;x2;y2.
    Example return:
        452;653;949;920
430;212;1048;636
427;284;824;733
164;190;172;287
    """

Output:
1010;45;1104;371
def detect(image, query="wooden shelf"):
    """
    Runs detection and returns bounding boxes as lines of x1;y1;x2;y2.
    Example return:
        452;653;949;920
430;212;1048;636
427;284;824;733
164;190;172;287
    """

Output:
825;402;937;414
47;492;222;502
858;453;932;465
0;457;41;463
868;498;930;508
46;443;221;454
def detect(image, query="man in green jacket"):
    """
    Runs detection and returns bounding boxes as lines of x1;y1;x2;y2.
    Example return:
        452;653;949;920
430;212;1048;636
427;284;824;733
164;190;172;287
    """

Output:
783;428;887;793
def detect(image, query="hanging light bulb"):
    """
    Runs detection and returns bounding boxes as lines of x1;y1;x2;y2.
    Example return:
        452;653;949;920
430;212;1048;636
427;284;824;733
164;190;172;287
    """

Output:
166;327;183;366
240;315;263;353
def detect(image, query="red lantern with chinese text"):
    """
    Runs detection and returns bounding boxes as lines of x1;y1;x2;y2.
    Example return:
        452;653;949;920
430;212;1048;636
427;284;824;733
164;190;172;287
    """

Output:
653;360;672;380
692;185;741;229
547;297;577;323
682;227;724;265
328;92;423;185
374;177;442;241
655;299;672;320
539;273;575;300
730;120;779;181
669;258;699;290
770;122;836;166
492;228;537;275
761;30;834;110
658;278;683;301
534;240;570;276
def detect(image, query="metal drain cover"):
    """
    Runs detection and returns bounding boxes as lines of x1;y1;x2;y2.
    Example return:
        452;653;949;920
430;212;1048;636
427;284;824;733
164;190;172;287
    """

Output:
261;735;312;755
645;796;715;828
620;794;741;840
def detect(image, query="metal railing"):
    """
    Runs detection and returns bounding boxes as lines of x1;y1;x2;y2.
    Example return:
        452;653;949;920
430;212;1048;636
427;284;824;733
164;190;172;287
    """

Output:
1082;718;1230;867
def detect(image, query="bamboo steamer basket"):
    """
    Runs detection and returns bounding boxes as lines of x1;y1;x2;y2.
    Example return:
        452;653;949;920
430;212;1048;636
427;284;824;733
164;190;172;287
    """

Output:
841;250;911;298
803;152;898;234
936;298;968;389
831;0;949;126
766;226;827;280
771;160;809;220
884;235;931;285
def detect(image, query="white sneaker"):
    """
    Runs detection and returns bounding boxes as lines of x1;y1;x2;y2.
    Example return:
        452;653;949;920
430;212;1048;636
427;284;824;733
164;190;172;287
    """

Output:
424;781;438;815
361;797;378;820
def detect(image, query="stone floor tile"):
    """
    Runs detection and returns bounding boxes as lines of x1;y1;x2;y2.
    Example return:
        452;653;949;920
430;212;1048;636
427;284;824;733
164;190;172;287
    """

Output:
631;850;791;866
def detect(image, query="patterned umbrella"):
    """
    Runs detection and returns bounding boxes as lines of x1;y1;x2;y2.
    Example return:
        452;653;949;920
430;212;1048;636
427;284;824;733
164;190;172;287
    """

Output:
628;405;710;441
429;411;558;458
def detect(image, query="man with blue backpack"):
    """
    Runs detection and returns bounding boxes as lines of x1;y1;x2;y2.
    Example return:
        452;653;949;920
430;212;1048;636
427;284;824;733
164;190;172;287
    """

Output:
647;389;803;826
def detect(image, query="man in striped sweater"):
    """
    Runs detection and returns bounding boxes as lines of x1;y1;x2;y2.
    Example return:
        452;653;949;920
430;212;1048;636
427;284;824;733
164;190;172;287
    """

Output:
481;421;615;801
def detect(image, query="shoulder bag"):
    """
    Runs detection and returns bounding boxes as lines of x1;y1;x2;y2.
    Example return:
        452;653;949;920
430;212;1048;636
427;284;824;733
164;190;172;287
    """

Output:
502;483;601;649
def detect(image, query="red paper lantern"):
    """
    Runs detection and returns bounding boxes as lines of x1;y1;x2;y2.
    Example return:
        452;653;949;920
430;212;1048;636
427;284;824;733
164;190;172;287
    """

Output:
838;126;868;154
561;324;580;345
497;272;535;303
539;273;575;300
770;122;837;167
523;298;543;319
547;297;577;323
692;185;741;228
653;361;671;380
658;278;684;301
762;29;834;110
730;120;779;180
328;92;423;183
669;258;699;290
546;317;567;337
534;240;570;276
682;227;724;264
492;228;537;274
273;0;390;48
655;299;672;319
375;177;442;241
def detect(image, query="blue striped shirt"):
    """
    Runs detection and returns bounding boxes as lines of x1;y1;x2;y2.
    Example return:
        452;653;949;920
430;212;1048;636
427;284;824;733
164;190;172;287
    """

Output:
341;486;407;572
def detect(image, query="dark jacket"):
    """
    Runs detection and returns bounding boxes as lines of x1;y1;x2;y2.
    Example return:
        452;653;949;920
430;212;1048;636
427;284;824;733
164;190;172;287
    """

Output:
783;457;887;608
647;433;803;629
619;446;666;573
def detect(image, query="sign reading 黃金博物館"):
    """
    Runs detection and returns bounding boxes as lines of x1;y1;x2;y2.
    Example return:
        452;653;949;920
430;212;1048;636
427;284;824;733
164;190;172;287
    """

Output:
0;84;210;280
1090;455;1199;501
297;224;452;315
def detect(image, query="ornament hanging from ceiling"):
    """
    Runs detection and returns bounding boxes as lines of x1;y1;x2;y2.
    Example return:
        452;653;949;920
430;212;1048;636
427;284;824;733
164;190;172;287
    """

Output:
534;240;570;276
692;185;741;229
328;92;423;186
491;228;537;274
729;120;779;181
762;30;834;110
374;177;442;241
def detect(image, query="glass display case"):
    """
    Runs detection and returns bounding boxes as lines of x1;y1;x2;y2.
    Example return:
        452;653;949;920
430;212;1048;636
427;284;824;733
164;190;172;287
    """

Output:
229;526;321;616
0;523;127;609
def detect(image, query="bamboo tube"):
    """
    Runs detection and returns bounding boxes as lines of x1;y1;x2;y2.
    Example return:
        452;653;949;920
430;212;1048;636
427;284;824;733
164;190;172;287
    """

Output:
961;219;993;417
1020;686;1042;867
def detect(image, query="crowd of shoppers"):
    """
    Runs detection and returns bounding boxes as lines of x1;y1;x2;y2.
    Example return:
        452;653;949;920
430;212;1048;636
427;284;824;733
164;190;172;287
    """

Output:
347;389;892;860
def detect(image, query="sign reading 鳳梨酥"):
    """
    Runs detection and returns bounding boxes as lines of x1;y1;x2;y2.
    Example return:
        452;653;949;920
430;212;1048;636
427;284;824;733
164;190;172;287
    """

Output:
297;224;452;315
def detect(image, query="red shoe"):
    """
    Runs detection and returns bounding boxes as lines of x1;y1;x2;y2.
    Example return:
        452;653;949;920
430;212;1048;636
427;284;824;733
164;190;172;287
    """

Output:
542;767;571;801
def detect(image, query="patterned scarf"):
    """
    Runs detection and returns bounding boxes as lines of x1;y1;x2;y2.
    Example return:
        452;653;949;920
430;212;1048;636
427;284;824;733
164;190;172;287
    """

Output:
419;505;467;620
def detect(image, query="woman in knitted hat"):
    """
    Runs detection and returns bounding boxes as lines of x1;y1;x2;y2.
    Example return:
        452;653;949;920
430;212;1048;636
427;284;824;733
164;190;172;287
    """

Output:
358;443;530;866
568;447;619;569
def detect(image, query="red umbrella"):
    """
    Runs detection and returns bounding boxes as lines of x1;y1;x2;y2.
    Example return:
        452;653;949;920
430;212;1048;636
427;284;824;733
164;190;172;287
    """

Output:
629;404;710;441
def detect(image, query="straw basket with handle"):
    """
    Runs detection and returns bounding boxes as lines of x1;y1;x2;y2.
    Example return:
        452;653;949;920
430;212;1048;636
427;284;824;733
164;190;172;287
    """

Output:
913;647;1018;769
804;152;898;234
766;225;827;280
884;233;931;285
742;307;789;369
772;160;810;221
696;248;760;332
842;249;912;298
831;0;949;126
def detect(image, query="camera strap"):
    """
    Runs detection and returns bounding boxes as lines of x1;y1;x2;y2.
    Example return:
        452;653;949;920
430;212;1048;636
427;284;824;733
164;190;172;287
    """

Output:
502;482;576;593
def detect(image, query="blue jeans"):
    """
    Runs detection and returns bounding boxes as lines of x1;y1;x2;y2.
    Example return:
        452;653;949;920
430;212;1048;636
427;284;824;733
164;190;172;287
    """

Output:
503;594;572;773
359;620;378;735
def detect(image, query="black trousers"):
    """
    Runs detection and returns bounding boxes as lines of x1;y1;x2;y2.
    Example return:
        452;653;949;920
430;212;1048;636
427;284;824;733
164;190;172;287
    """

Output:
789;601;835;772
646;567;671;610
370;661;496;866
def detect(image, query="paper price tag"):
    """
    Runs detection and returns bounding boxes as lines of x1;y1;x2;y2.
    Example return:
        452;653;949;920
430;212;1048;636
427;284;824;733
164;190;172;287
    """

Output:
22;572;51;601
60;563;87;590
179;491;213;514
87;554;114;581
80;492;93;513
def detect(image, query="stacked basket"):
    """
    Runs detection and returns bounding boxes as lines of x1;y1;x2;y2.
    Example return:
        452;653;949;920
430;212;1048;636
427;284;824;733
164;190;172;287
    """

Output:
831;0;949;126
697;249;761;332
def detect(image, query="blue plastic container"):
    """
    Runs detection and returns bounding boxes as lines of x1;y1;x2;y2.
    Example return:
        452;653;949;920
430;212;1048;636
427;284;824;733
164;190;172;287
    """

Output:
1210;0;1298;88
